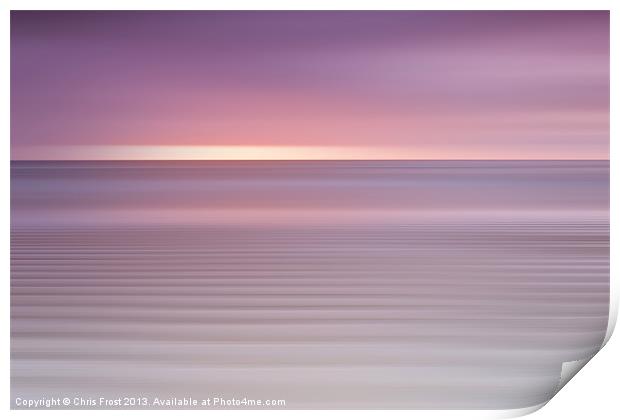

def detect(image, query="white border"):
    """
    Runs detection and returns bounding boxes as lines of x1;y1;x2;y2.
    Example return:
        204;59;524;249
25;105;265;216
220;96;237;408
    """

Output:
2;1;616;419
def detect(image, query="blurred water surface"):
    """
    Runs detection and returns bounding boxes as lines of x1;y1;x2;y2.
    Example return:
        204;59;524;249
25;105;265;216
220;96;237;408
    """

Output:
11;160;609;409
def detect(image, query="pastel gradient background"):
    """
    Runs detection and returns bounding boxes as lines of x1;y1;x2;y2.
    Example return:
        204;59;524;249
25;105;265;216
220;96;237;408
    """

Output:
11;11;608;160
11;11;609;410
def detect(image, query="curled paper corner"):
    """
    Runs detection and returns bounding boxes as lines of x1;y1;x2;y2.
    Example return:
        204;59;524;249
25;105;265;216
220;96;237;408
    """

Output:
493;355;599;419
536;309;616;413
530;348;605;415
555;355;596;395
499;313;615;419
509;298;616;418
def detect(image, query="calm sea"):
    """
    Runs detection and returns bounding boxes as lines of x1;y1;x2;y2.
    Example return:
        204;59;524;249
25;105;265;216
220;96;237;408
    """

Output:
11;160;609;409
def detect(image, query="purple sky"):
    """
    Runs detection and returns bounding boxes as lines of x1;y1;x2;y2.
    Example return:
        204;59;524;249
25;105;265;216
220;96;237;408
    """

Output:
11;11;609;160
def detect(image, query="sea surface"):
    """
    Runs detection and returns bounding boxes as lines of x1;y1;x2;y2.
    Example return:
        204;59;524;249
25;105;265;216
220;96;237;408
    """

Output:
11;160;610;409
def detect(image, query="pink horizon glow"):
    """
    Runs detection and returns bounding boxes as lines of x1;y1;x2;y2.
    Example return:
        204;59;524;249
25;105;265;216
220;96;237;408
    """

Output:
11;11;609;160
